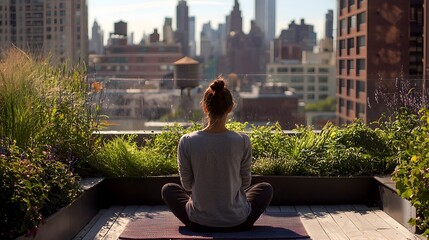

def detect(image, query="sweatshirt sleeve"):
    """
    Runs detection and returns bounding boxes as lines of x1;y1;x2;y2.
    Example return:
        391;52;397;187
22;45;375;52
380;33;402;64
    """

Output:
240;134;252;188
177;135;193;191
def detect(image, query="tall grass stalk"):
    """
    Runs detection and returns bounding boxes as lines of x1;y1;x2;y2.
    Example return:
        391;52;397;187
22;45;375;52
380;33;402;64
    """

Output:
0;48;104;171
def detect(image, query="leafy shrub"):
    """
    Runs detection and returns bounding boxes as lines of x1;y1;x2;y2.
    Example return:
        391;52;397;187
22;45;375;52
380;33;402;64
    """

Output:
0;48;104;174
251;121;395;176
0;140;81;239
392;109;429;236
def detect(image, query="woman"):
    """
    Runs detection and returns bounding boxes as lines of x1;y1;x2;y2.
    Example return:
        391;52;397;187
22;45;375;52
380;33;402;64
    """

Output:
162;78;273;232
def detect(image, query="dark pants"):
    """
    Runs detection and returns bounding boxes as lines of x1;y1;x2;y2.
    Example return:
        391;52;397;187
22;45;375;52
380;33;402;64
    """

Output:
161;182;273;232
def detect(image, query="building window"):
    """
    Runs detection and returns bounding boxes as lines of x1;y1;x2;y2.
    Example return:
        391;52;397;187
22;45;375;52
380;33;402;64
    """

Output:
319;68;329;73
319;85;329;91
339;60;345;75
356;80;365;98
346;100;354;116
339;79;344;94
307;86;315;91
308;94;315;100
347;79;354;96
278;67;288;73
339;98;345;113
339;19;346;36
357;12;366;31
319;94;328;100
356;59;365;76
356;102;365;118
347;60;354;75
307;67;315;73
347;37;354;55
339;39;345;56
307;76;315;83
347;15;356;34
319;76;328;83
340;0;346;10
349;0;355;7
291;67;304;73
291;76;304;83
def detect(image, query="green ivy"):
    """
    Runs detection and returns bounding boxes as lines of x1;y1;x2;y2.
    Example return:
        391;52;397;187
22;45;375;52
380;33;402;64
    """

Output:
392;109;429;236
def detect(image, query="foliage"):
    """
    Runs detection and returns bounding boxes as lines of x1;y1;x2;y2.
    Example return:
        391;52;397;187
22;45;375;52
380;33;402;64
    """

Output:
0;140;81;239
391;109;429;236
0;48;104;174
93;135;177;177
250;121;395;176
305;97;336;112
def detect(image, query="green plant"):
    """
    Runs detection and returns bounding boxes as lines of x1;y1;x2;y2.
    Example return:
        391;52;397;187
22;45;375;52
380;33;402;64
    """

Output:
0;139;81;239
0;48;104;175
392;108;429;237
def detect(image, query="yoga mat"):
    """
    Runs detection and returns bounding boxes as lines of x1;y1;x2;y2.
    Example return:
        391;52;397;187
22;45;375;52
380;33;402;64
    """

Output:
119;211;309;239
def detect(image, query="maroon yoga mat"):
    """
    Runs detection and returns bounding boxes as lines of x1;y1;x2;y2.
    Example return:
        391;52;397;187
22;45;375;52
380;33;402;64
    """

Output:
119;211;309;239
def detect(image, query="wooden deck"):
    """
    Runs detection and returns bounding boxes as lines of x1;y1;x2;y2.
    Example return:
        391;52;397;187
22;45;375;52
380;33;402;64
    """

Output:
73;205;422;240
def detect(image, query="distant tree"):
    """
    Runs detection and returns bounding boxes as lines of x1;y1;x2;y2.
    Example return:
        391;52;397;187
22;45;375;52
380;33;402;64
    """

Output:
305;97;336;112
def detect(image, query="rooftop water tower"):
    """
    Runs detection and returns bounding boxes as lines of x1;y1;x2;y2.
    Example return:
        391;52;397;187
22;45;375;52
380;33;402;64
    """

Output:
174;56;200;96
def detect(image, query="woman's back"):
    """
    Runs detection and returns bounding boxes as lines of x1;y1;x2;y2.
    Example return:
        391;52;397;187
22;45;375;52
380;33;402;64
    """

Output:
178;130;252;227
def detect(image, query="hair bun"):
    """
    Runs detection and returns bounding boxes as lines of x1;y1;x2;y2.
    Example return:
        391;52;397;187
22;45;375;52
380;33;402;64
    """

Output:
210;79;225;93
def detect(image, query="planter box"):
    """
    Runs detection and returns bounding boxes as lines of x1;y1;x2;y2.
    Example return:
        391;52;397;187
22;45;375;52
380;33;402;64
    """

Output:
374;176;417;233
100;175;377;206
16;178;103;240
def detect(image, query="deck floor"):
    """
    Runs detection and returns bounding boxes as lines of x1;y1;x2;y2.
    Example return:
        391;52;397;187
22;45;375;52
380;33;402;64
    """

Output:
73;205;422;240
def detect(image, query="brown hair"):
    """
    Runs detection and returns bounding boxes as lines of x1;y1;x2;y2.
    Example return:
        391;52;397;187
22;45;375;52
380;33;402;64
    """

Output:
201;78;234;119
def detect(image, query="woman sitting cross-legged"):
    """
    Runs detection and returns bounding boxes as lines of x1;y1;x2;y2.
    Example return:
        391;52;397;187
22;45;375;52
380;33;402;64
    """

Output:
161;77;273;232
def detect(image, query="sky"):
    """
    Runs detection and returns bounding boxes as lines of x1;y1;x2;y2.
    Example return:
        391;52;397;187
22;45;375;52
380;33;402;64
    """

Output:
88;0;336;52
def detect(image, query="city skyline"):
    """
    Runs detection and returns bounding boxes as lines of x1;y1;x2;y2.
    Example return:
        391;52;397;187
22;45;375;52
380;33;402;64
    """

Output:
88;0;336;53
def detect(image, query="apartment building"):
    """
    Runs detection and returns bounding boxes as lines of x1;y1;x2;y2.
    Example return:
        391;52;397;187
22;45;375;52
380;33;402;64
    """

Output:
267;51;336;103
337;0;427;124
0;0;88;64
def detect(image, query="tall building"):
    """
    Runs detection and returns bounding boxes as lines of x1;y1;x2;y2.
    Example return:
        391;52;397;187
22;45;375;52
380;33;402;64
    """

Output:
188;16;196;57
176;0;189;56
89;20;104;54
163;17;175;44
336;0;427;125
325;9;334;39
255;0;276;49
229;0;243;33
0;0;88;64
279;19;317;52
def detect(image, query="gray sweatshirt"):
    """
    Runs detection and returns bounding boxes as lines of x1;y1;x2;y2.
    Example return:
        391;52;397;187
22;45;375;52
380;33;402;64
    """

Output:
177;130;252;227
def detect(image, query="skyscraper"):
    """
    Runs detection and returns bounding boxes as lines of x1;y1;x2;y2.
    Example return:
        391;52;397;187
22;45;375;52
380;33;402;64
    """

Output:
163;17;175;44
229;0;243;33
176;0;189;56
0;0;88;64
188;16;196;57
255;0;276;49
336;0;427;124
324;9;334;39
89;20;104;54
279;19;317;52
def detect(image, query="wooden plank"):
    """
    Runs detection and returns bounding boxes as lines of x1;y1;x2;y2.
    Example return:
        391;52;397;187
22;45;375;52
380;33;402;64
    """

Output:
328;205;388;240
370;207;420;240
280;205;297;213
377;228;413;240
81;206;124;240
295;205;330;240
325;205;366;240
353;205;391;230
310;205;350;240
102;205;140;240
73;210;105;240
